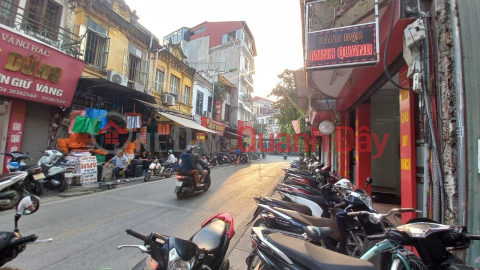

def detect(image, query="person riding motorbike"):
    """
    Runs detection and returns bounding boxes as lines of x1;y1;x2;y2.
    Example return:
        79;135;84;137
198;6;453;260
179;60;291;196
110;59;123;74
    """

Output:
177;146;203;188
191;145;209;182
166;150;175;170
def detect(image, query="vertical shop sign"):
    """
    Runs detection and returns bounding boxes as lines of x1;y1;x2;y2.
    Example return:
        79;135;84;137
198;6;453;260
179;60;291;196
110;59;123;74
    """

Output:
79;156;97;184
399;65;416;223
215;100;222;120
3;99;26;172
139;126;147;143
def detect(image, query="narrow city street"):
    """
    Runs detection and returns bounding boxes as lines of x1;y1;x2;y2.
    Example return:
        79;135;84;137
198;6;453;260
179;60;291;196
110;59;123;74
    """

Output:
0;156;286;270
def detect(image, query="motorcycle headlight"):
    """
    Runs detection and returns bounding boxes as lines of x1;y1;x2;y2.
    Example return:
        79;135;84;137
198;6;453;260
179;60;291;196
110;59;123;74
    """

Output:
368;213;382;224
168;248;196;270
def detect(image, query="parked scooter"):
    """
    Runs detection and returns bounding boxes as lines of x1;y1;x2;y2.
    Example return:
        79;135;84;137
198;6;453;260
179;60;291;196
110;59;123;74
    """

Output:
0;172;28;211
144;156;173;182
175;164;211;199
262;152;266;159
38;150;76;192
283;153;288;160
0;195;52;267
2;152;44;195
120;213;234;270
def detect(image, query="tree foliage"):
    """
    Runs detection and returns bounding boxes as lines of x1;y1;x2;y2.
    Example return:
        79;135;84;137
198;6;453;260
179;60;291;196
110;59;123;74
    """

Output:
269;69;306;137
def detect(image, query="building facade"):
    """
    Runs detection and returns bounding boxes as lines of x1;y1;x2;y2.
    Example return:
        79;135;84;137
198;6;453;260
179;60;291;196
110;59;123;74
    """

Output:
0;0;85;170
297;1;480;264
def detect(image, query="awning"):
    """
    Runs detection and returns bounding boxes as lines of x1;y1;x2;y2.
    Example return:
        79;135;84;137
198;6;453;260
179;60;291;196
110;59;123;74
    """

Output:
159;112;214;134
77;78;156;103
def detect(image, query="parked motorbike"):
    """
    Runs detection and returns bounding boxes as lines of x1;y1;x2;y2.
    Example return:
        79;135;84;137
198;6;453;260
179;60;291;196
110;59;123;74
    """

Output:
283;154;287;160
2;152;44;196
207;152;217;166
38;150;75;192
252;153;259;160
262;153;266;159
175;164;211;199
216;152;225;165
144;156;173;182
0;172;28;211
120;213;234;270
0;195;52;267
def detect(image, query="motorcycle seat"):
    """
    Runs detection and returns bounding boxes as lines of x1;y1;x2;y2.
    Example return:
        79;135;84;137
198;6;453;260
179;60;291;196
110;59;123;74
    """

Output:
19;164;37;171
190;219;227;265
266;233;376;270
268;197;312;216
161;162;172;166
0;172;27;183
273;207;340;241
287;174;318;183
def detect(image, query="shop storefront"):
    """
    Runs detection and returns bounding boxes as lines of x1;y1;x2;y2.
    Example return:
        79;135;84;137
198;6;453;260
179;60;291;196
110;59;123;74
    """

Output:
200;116;226;154
0;27;85;172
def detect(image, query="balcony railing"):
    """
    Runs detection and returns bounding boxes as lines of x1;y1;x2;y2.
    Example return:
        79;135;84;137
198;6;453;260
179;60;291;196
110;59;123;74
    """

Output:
0;3;83;58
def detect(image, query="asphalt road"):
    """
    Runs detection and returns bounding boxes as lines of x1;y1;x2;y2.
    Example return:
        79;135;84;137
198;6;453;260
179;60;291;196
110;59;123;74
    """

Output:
0;155;287;270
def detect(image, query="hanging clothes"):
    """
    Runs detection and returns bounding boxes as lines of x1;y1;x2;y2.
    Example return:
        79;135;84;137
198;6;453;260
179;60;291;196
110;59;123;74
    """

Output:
126;115;141;129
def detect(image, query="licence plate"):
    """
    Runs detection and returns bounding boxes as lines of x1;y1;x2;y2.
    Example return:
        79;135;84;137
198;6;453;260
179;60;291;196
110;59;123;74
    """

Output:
65;173;73;178
33;173;45;180
176;181;183;187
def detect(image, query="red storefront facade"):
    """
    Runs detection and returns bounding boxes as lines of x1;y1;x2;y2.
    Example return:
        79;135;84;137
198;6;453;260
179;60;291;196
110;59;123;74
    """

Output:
0;26;85;172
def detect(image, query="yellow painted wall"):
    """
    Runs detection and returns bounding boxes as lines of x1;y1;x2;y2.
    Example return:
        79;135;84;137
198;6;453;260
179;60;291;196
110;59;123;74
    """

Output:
152;52;193;115
74;5;144;79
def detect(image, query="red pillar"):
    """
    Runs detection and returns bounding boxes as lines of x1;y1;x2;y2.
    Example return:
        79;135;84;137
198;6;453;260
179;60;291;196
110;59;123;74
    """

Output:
399;65;417;223
337;112;351;178
355;103;371;188
327;134;332;165
3;99;27;172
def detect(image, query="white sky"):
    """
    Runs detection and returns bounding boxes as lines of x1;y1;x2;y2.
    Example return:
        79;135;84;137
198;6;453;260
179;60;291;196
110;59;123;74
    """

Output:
125;0;304;100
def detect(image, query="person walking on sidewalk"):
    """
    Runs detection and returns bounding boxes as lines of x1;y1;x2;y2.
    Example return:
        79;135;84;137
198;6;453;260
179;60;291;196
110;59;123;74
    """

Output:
167;150;176;171
106;150;130;182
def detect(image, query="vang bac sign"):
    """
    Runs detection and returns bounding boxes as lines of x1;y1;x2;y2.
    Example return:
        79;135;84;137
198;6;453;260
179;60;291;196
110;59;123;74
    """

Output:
306;22;379;70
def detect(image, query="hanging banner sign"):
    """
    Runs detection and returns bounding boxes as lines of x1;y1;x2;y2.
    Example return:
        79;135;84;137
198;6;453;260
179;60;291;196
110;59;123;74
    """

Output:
215;100;222;120
139;126;147;143
200;116;225;136
306;22;378;70
196;132;205;142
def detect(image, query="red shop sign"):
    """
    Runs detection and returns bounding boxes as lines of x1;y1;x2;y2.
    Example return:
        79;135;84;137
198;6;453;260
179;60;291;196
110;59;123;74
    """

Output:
3;99;26;172
215;100;221;120
0;28;85;106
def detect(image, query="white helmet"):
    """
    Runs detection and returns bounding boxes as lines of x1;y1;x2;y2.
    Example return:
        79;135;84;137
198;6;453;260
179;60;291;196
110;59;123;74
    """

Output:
334;179;353;190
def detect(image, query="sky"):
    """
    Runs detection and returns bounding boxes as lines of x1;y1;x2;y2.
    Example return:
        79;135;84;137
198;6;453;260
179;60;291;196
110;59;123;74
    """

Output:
125;0;304;100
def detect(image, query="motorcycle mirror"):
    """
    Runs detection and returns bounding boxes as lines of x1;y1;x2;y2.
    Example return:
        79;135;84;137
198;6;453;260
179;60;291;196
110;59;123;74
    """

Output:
366;177;373;185
16;195;40;216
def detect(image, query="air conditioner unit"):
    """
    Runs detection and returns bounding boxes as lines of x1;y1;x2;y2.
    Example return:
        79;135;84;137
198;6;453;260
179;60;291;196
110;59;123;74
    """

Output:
133;82;144;92
166;95;175;106
203;111;211;118
162;94;169;104
107;70;128;86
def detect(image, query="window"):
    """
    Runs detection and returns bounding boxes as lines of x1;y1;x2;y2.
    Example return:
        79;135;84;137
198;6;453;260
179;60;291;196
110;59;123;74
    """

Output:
244;58;250;72
193;26;206;35
84;20;109;69
225;104;231;122
126;44;146;84
226;92;231;103
269;119;275;125
184;86;191;105
170;75;180;96
207;96;212;112
236;29;243;40
24;0;63;38
221;30;236;44
240;54;245;72
0;0;19;27
154;70;164;93
195;91;204;116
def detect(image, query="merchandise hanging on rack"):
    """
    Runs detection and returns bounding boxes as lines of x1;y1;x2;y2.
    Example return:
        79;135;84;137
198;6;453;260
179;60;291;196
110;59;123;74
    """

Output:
125;103;141;130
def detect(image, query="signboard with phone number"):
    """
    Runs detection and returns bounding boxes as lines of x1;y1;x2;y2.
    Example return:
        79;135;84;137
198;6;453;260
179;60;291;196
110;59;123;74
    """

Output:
78;156;97;185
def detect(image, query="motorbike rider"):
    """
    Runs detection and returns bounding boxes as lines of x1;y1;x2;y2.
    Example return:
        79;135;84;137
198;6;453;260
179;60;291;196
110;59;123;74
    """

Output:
177;146;203;188
191;145;209;182
166;150;175;170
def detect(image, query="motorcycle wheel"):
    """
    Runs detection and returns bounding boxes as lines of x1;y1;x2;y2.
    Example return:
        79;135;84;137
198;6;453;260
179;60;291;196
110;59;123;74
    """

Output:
164;168;173;178
211;160;216;166
203;177;211;191
25;177;43;196
58;179;69;192
176;188;186;199
247;252;263;270
144;171;151;182
218;159;223;165
342;229;366;258
0;187;23;210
